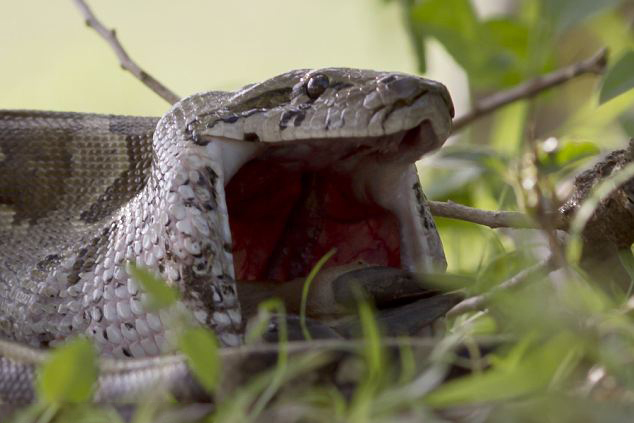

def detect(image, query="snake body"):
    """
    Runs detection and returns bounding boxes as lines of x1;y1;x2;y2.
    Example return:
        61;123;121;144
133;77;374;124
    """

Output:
0;68;453;401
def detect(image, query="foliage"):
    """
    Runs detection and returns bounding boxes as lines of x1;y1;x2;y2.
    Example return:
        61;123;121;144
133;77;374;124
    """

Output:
127;262;179;310
36;338;98;404
179;327;220;393
300;248;337;340
600;51;634;104
412;0;634;274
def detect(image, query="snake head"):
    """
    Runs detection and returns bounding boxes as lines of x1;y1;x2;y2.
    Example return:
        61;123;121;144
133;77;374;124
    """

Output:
147;68;456;336
169;69;455;282
191;67;453;154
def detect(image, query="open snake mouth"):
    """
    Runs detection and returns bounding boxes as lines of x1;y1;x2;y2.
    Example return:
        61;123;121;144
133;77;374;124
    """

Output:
227;161;401;281
222;121;446;282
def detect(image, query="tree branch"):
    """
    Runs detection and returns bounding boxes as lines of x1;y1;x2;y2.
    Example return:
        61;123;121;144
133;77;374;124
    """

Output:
73;0;180;105
446;257;555;317
429;200;566;230
452;48;608;131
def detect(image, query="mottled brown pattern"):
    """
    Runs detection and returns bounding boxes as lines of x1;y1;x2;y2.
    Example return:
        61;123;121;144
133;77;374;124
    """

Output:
0;112;75;225
0;112;161;353
79;116;157;223
560;139;634;249
560;139;634;289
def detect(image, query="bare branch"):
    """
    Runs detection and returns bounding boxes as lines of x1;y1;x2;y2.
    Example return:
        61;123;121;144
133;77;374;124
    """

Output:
446;257;555;317
429;200;566;230
73;0;180;104
452;48;608;131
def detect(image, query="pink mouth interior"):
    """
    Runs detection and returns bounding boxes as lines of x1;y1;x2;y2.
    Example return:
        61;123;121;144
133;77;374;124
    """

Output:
226;159;401;282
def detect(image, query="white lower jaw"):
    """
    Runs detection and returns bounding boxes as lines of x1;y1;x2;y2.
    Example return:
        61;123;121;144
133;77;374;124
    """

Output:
205;138;265;186
352;159;446;273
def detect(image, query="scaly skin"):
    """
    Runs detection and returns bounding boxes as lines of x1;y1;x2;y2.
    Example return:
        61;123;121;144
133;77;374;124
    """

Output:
0;68;454;401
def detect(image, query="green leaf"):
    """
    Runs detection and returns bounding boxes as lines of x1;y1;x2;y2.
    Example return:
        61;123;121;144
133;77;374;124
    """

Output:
484;19;530;58
358;297;383;382
541;0;621;34
424;165;483;199
482;18;531;86
410;1;531;89
180;327;220;393
620;108;634;138
300;248;336;340
411;0;480;72
600;51;634;104
618;250;634;298
127;262;179;310
474;250;533;294
424;334;581;407
490;101;528;155
247;298;289;419
245;298;287;345
401;0;427;73
538;140;600;174
37;338;98;403
554;141;600;165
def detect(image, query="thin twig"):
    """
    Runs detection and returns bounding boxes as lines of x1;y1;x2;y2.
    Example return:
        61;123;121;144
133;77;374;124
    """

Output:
447;257;556;317
72;0;180;104
526;129;570;270
453;48;608;131
429;200;566;230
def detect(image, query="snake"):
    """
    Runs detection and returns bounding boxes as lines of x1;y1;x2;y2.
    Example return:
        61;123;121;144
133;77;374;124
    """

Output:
0;68;454;402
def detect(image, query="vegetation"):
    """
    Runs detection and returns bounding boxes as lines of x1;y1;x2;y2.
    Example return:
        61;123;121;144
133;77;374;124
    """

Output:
7;0;634;422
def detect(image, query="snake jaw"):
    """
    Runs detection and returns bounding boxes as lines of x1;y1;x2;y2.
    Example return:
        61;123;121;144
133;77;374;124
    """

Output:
217;121;447;283
199;70;454;283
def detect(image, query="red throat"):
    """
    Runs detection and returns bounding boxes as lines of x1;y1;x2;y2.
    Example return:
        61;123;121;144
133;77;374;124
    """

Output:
226;159;401;282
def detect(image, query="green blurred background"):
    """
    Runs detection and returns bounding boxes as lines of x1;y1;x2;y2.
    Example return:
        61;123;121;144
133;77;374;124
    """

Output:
0;0;435;115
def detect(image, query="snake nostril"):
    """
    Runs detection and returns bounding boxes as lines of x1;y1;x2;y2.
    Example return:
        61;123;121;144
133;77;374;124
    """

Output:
381;76;421;100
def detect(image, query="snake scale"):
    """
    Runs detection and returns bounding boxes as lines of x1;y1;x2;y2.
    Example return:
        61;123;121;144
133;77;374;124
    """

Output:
0;68;454;402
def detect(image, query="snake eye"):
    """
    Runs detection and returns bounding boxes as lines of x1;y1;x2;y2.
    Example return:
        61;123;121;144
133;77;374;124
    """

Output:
305;73;329;99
